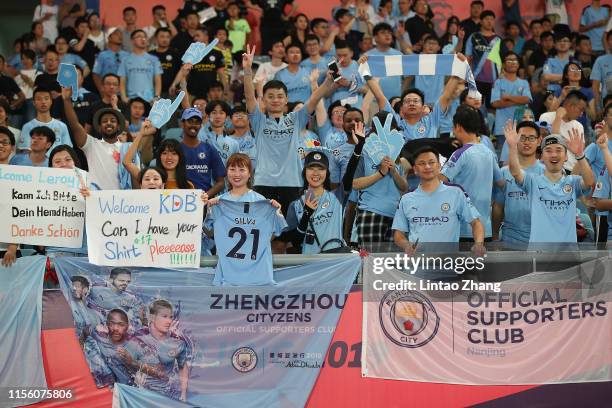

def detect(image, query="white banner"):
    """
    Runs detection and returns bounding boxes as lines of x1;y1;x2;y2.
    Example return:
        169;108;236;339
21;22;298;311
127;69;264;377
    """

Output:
86;189;204;268
0;165;85;247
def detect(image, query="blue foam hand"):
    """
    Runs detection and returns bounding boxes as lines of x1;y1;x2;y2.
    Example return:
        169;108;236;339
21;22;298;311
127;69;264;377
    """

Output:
149;91;186;129
57;63;79;101
363;131;389;165
181;38;219;65
374;113;404;161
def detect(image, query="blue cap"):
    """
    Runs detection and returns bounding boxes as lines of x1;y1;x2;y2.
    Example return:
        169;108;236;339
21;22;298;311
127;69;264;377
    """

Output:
536;120;552;134
181;107;202;121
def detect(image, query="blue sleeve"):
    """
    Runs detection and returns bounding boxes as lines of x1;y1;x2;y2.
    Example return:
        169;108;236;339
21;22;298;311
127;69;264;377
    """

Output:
209;147;226;179
585;143;600;166
593;172;611;199
248;104;265;135
318;120;332;146
493;184;506;205
457;191;480;223
492;156;502;182
590;57;602;81
490;80;502;103
118;59;126;77
272;206;288;236
75;56;87;70
429;101;445;124
574;175;590;197
204;205;216;230
154;56;163;75
522;80;532;101
580;9;588;25
391;196;409;232
295;107;310;131
441;151;463;181
92;55;103;75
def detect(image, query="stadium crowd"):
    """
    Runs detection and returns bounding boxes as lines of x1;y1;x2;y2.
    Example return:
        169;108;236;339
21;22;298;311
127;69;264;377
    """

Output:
2;0;612;268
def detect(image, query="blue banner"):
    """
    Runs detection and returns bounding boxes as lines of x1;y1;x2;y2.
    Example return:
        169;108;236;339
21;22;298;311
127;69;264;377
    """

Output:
55;256;360;407
0;256;47;407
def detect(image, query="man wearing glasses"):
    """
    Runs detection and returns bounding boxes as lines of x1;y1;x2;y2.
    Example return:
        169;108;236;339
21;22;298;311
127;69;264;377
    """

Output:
491;51;532;153
492;121;544;245
542;31;572;87
92;27;129;95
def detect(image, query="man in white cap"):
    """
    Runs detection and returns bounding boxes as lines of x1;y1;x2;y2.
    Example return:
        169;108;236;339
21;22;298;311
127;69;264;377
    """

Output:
92;27;129;94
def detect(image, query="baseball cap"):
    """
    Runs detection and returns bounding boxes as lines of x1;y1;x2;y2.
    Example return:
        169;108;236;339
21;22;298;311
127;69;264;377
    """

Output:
304;151;329;169
181;108;203;121
105;27;120;43
540;134;566;151
536;120;552;134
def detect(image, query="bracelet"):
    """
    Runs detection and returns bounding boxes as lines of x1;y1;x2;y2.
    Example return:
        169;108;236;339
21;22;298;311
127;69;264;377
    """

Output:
576;154;585;161
353;152;361;158
378;169;385;177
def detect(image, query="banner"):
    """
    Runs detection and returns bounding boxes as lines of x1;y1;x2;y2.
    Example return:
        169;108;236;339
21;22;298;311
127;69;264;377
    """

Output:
55;255;360;407
0;256;47;407
362;256;612;385
86;190;203;268
0;165;85;247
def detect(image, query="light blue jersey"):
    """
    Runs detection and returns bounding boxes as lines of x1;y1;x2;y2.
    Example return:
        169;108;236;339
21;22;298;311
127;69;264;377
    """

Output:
300;57;329;84
365;47;403;100
543;56;569;89
93;50;130;76
392;182;480;243
495;162;545;244
354;152;405;217
229;131;257;167
592;168;612;239
287;190;344;254
129;328;191;400
274;66;312;103
61;53;88;70
386;99;447;141
198;126;240;165
118;53;162;101
441;143;502;238
249;104;309;187
491;77;532;136
9;153;48;166
580;5;610;51
585;140;612;216
88;327;138;385
87;285;146;330
414;75;445;105
205;199;287;285
218;189;267;202
590;54;612;106
18;118;72;151
439;99;460;134
318;121;347;150
518;172;589;243
329;61;364;107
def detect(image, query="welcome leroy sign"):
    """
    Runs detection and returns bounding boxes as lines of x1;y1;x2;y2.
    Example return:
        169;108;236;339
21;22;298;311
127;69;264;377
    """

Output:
0;165;85;247
362;256;612;385
86;189;203;268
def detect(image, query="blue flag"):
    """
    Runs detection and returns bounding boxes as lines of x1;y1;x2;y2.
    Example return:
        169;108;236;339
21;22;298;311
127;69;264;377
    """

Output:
58;63;79;101
55;255;360;407
0;256;47;407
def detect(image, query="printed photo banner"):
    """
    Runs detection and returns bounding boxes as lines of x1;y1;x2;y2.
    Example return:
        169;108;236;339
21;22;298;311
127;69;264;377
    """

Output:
362;256;612;385
86;189;204;268
54;255;360;407
0;165;86;247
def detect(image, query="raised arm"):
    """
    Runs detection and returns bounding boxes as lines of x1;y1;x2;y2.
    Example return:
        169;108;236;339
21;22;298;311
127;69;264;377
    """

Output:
242;44;257;113
62;87;88;148
505;120;525;185
306;72;333;115
568;127;594;189
358;55;387;110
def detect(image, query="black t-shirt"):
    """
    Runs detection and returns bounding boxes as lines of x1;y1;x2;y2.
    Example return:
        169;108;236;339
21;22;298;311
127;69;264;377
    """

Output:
52;92;100;127
528;49;553;69
0;74;22;113
258;0;291;23
76;39;99;69
34;73;61;94
151;49;182;93
171;31;195;56
206;8;229;35
405;15;435;45
187;48;224;97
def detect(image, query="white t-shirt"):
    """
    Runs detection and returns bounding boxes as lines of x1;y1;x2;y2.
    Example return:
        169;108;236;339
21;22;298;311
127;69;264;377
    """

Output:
15;69;41;99
33;5;58;43
88;32;105;51
81;135;122;190
254;62;288;85
545;0;568;25
539;111;584;171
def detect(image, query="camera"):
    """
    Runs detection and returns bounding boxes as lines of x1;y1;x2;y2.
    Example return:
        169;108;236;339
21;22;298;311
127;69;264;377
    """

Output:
305;231;316;245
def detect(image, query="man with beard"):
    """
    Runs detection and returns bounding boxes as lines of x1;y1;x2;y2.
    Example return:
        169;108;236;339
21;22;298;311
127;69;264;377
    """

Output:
69;275;98;345
63;85;129;189
179;107;225;195
87;268;146;330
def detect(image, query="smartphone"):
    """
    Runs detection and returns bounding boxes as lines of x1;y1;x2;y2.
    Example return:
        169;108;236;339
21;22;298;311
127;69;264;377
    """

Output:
328;59;342;82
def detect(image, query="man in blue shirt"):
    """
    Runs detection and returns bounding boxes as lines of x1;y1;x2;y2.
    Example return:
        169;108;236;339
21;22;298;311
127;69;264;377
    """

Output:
242;43;333;224
274;43;312;103
393;146;485;256
118;30;162;103
179;108;225;195
491;51;532;151
507;127;595;245
365;23;403;100
590;31;612;114
200;100;240;165
492;121;544;246
92;27;129;94
579;0;610;54
543;31;572;88
301;35;329;85
329;40;366;107
412;36;445;105
18;87;72;152
54;35;90;79
10;126;55;166
441;105;504;240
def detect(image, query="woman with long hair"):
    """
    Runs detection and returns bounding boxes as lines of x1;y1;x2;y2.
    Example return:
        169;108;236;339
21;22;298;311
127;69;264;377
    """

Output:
283;13;310;48
551;61;596;122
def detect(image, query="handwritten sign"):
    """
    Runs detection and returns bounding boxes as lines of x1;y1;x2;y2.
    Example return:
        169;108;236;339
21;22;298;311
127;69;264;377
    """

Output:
0;165;86;247
86;189;204;268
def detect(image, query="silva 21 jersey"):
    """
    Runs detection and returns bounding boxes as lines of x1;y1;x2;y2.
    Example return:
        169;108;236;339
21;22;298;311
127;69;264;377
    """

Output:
205;199;287;285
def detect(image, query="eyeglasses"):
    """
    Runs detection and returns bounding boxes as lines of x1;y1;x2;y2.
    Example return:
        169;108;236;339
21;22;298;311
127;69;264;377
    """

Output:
568;67;582;72
505;59;519;64
232;112;247;118
519;135;538;142
415;160;438;167
0;140;11;146
403;98;422;105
